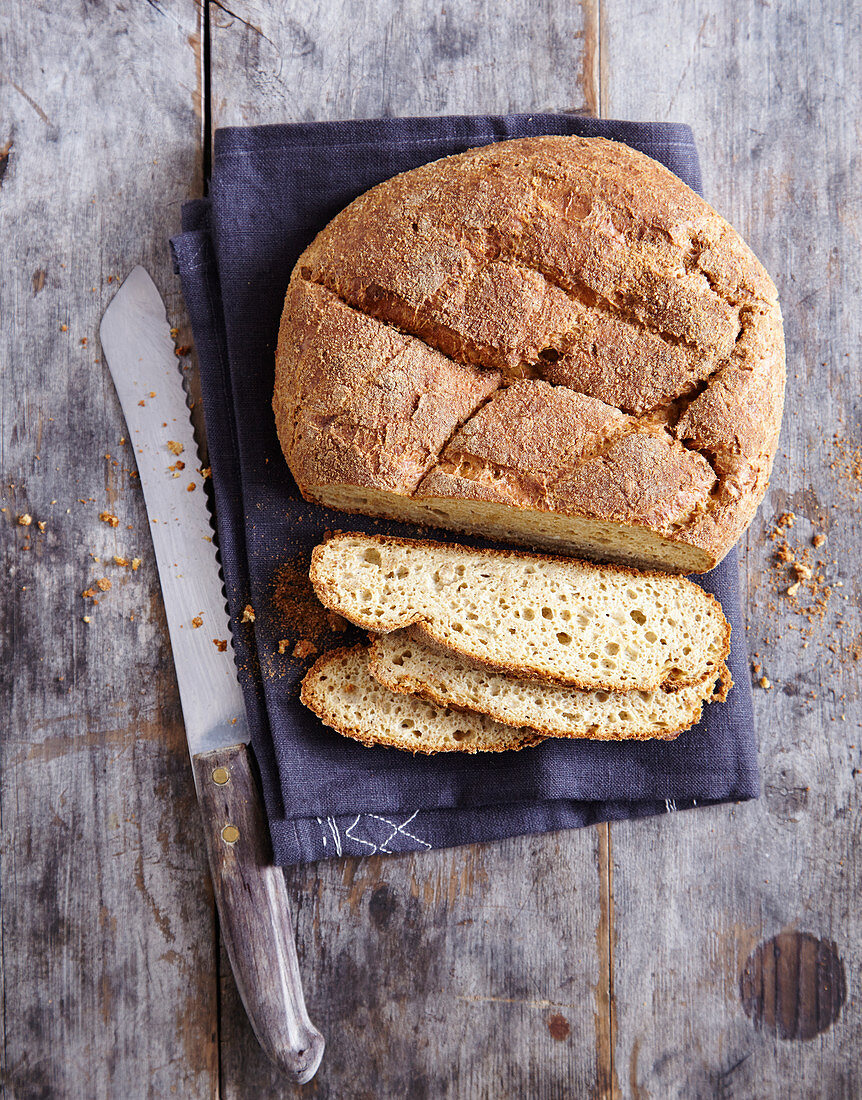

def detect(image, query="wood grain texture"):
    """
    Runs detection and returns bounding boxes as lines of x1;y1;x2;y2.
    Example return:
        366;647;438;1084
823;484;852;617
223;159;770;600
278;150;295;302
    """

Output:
0;2;216;1097
222;833;606;1098
209;0;595;125
604;2;862;1096
192;744;324;1083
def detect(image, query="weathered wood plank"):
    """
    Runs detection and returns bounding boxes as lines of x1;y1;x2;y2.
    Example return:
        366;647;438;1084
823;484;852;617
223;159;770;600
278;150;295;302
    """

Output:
209;4;612;1095
209;0;597;123
0;2;217;1097
604;1;862;1096
220;834;606;1098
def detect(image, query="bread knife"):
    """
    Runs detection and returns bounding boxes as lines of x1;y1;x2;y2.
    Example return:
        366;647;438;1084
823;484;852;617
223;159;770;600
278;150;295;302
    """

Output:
100;266;324;1083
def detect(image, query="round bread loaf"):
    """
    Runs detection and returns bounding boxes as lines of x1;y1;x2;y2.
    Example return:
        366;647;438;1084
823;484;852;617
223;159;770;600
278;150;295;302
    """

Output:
274;136;784;573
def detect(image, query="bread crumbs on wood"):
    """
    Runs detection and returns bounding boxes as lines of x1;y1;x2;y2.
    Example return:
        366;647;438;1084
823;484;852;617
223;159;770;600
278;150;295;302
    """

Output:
16;513;32;526
99;511;119;527
167;440;183;456
213;639;228;652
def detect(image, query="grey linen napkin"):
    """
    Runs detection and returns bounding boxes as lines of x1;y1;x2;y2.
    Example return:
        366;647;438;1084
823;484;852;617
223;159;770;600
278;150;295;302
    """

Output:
170;114;758;865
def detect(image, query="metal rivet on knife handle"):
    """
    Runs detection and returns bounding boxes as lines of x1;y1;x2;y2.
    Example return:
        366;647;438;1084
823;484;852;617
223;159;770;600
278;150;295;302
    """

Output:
222;824;240;844
212;766;230;785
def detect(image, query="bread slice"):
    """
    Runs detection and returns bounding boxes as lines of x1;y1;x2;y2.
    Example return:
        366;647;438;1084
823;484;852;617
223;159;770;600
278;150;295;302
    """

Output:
369;631;731;742
300;645;545;754
309;533;730;693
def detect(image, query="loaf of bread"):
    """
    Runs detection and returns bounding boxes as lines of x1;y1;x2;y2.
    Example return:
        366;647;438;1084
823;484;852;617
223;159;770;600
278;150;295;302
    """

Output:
300;645;546;754
368;631;730;741
275;136;785;573
309;534;730;693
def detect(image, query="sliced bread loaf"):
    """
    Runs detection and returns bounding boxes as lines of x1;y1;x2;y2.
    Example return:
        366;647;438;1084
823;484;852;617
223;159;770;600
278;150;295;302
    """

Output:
309;534;730;693
369;631;731;741
300;645;545;754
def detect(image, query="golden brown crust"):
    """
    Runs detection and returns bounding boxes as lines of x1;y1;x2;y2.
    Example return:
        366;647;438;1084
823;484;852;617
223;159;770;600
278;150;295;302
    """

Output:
276;136;785;572
308;532;732;694
274;280;501;497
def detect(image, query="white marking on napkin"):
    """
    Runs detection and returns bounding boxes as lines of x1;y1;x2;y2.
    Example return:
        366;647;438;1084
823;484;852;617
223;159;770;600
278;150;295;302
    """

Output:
345;814;378;855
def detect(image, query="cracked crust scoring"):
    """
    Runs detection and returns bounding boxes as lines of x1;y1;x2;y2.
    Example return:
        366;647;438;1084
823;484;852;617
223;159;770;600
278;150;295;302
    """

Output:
275;136;785;572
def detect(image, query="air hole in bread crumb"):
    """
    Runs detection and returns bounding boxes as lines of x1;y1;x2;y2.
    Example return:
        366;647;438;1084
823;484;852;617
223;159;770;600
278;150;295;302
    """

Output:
557;632;572;645
605;642;620;655
542;607;553;619
631;610;647;625
523;608;535;620
645;631;658;643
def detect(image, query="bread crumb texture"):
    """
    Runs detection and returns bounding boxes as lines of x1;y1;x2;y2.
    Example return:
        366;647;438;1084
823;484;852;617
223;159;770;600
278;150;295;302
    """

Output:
310;534;730;693
301;645;547;754
369;630;730;741
275;136;785;574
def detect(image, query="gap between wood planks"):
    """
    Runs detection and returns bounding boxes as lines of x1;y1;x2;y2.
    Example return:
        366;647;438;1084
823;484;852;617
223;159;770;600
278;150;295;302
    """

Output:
594;822;619;1100
203;1;213;188
584;7;618;1096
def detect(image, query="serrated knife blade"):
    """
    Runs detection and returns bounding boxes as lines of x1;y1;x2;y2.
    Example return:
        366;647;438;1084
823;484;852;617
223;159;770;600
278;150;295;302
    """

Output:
100;266;324;1083
100;266;247;755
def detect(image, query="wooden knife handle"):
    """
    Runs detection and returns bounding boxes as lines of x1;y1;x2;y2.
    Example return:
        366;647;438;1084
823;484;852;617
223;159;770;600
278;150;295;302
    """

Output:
192;743;325;1083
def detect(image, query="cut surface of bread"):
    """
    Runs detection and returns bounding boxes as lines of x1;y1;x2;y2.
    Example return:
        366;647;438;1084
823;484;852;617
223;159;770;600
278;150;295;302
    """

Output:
275;136;785;573
309;533;731;693
369;631;731;741
300;645;545;754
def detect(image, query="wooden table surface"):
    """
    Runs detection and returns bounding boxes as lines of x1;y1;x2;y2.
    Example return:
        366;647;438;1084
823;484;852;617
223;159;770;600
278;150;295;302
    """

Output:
2;2;860;1097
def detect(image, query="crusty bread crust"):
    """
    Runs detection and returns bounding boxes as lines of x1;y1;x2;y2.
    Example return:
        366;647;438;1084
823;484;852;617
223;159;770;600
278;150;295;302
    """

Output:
309;532;732;694
275;136;785;573
300;644;546;754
